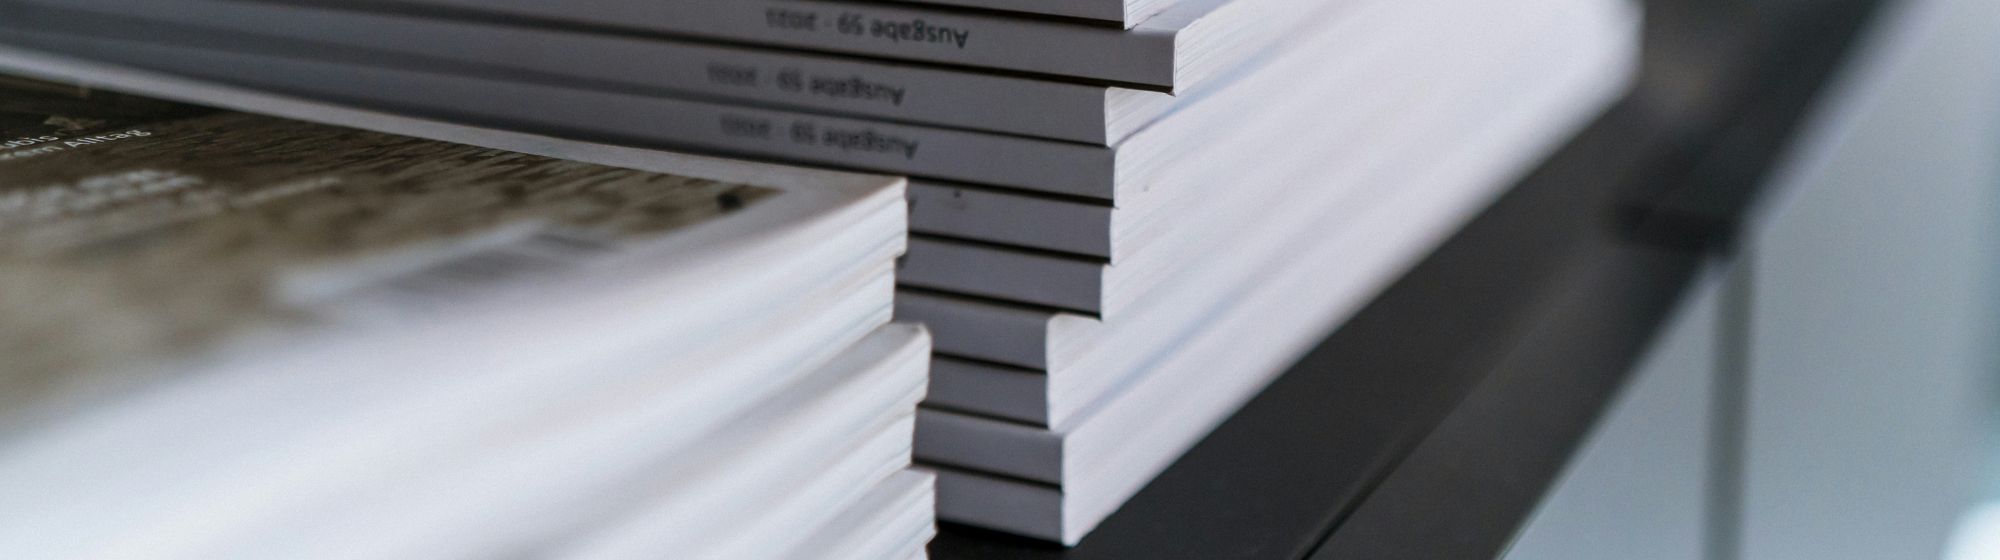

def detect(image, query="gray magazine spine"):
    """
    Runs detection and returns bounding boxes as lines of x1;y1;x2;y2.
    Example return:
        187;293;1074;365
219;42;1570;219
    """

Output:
907;181;1115;257
322;0;1185;86
889;0;1139;26
9;0;1135;144
0;28;1123;198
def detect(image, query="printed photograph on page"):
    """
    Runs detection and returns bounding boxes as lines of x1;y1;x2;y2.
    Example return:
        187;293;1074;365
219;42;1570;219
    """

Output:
0;76;779;415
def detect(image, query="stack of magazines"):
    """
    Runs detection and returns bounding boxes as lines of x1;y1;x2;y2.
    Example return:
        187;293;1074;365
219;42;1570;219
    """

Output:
0;73;932;560
0;0;1642;545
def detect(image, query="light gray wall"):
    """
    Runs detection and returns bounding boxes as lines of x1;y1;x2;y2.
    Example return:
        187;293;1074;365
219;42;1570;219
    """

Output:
1735;0;2000;556
1501;269;1724;560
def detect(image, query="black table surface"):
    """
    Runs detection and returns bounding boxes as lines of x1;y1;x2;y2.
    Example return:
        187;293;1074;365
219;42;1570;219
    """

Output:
929;0;1891;557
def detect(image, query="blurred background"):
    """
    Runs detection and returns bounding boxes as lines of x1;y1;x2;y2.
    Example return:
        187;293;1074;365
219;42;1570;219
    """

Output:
1500;0;2000;558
